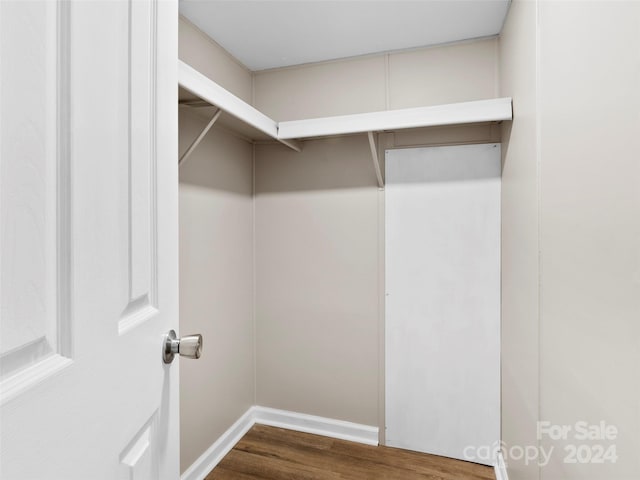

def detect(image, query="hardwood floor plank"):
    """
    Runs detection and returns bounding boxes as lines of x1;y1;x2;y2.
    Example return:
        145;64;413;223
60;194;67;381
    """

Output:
243;425;493;480
206;425;495;480
236;436;442;480
206;466;263;480
212;449;342;480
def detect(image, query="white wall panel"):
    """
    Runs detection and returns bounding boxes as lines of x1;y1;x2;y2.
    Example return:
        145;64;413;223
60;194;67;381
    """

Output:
385;144;500;464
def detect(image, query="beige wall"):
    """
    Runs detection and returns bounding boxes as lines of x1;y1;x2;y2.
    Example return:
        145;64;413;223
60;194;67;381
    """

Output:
498;1;540;479
254;38;499;120
538;3;640;479
255;137;380;426
179;112;254;473
255;129;500;433
388;40;499;109
179;16;252;103
253;39;501;436
178;19;255;474
500;2;640;479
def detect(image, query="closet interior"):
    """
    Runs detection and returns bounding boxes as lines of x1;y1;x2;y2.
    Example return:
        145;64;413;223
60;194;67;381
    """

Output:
178;16;509;476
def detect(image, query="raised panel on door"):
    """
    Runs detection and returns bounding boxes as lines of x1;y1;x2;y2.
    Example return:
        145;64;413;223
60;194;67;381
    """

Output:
385;144;501;465
119;0;160;334
0;1;179;478
0;0;72;406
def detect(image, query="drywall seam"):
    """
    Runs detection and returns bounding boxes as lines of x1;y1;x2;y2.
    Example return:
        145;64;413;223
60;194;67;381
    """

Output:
494;35;501;98
384;53;390;110
535;1;542;479
377;179;387;445
252;144;257;405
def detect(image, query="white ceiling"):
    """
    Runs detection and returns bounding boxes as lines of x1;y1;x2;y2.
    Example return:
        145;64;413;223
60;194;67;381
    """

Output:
179;1;511;72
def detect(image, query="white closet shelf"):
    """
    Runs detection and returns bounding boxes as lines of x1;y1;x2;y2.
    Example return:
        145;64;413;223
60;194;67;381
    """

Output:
178;59;512;184
178;60;301;152
277;98;512;140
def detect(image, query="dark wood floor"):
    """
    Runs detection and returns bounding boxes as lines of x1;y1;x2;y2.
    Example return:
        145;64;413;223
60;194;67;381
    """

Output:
205;425;495;480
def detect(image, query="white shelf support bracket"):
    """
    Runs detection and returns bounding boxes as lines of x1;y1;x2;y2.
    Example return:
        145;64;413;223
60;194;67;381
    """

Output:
367;131;384;188
278;137;303;153
179;108;222;166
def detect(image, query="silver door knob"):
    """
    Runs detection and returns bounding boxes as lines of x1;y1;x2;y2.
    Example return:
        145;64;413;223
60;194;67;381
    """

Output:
163;330;203;364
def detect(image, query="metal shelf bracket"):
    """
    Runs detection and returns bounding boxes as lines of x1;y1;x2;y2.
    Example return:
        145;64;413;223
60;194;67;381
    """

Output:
178;108;222;167
367;131;384;188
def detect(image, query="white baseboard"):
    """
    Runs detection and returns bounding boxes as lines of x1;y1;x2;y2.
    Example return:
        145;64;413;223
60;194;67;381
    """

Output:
180;407;254;480
253;406;379;446
181;406;379;480
494;451;509;480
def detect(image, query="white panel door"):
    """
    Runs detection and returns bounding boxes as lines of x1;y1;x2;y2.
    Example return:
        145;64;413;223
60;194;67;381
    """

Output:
0;1;179;478
385;144;500;465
